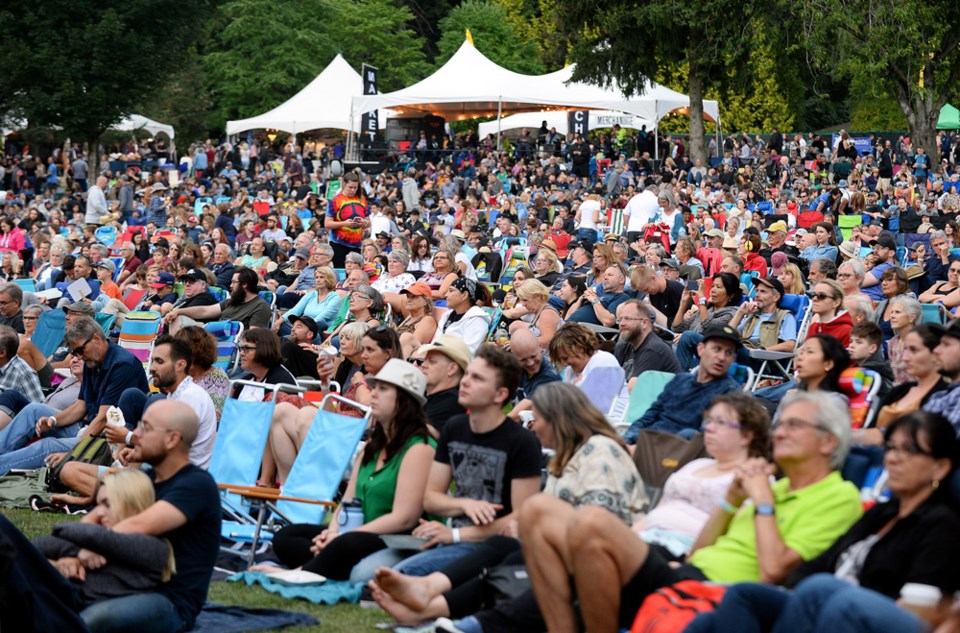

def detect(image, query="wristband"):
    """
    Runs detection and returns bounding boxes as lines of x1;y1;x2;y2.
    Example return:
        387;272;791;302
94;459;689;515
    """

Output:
125;431;134;446
50;416;57;429
452;527;461;544
719;499;739;515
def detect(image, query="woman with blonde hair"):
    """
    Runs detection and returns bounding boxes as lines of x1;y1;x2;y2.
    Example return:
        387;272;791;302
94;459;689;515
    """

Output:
420;247;460;300
589;242;619;285
777;262;806;295
33;469;176;607
531;247;563;288
510;279;562;349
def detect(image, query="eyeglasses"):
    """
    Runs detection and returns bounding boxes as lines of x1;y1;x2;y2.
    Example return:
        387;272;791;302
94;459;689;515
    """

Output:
615;316;644;324
238;345;257;354
409;358;426;366
23;315;38;321
809;292;838;302
136;419;175;435
773;418;827;432
949;268;960;275
884;441;933;458
701;417;742;431
71;335;95;357
836;273;854;279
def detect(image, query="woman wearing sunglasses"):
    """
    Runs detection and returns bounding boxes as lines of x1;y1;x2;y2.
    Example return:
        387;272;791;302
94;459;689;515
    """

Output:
806;279;853;346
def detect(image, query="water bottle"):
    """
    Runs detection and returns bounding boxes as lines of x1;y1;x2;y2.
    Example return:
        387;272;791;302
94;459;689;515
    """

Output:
337;499;364;533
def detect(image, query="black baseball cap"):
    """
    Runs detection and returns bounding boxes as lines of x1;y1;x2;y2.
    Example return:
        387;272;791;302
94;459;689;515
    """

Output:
752;276;785;297
701;324;743;349
179;268;207;283
288;315;319;336
869;235;897;251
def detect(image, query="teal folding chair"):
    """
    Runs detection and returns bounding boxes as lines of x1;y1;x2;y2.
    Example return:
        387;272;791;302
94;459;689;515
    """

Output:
13;278;36;293
204;320;244;371
609;370;674;433
208;285;228;302
921;303;949;325
33;308;66;358
220;393;371;563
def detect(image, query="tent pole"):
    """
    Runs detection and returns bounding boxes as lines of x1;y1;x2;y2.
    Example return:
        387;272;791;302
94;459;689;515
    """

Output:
654;122;659;162
496;98;503;151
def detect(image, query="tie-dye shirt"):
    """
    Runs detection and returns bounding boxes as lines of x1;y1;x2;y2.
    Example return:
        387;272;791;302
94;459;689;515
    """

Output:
327;192;368;248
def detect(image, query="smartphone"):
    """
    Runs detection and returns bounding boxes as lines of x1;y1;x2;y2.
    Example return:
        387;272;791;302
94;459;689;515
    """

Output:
686;279;700;292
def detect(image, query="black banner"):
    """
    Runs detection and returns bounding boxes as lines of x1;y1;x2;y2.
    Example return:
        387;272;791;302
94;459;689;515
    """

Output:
360;64;379;140
568;110;589;137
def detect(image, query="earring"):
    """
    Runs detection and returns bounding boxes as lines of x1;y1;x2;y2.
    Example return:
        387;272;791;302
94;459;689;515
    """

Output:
932;479;940;490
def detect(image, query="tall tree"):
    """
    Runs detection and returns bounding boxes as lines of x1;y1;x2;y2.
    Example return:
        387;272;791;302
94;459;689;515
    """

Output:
553;0;755;163
796;0;960;162
436;0;546;74
0;0;215;169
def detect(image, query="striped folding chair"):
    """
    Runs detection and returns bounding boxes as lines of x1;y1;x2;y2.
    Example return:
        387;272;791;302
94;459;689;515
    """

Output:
204;321;244;371
117;311;162;378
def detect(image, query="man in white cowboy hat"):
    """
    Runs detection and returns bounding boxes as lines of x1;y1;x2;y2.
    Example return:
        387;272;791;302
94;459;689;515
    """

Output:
413;334;470;433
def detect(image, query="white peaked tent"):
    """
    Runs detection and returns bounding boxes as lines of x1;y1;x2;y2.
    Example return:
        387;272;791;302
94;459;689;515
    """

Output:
477;110;654;138
114;114;175;139
351;39;720;125
226;54;385;136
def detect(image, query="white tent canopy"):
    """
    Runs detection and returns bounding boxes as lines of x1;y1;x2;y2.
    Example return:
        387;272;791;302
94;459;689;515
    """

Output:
477;110;654;138
352;40;719;124
226;54;386;136
114;114;175;139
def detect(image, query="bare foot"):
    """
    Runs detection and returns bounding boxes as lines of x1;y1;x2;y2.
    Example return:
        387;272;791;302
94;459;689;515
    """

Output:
374;567;433;611
369;580;428;624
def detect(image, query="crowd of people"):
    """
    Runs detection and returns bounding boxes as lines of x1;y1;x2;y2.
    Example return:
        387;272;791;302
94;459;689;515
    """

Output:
1;124;960;633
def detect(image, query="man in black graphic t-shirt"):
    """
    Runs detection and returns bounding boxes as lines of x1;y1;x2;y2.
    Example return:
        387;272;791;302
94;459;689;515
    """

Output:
392;345;541;577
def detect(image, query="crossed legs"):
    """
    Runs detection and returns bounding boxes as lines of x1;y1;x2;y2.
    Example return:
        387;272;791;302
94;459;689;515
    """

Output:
259;403;316;485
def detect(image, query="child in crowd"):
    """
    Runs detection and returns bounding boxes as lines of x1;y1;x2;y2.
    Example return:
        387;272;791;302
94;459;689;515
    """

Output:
846;321;894;399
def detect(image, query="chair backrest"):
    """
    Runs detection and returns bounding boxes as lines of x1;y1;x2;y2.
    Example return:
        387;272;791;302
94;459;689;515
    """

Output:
94;312;117;337
838;367;882;429
109;257;125;282
696;248;723;278
275;395;371;524
194;197;212;215
33;308;66;358
208;381;280;514
837;215;862;242
921;303;948;324
14;278;36;293
740;271;760;298
208;285;228;302
780;293;810;324
118;311;162;373
205;321;244;370
625;371;675;425
121;287;148;311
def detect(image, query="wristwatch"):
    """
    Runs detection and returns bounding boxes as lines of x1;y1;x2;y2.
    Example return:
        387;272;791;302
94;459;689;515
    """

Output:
699;297;707;306
755;503;776;517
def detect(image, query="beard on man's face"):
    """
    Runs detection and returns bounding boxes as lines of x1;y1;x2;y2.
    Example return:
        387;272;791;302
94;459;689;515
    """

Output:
229;286;246;306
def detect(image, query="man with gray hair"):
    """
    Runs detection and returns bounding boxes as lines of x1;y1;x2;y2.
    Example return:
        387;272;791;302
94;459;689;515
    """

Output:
0;325;42;403
84;175;112;225
0;316;149;473
206;243;236;289
522;390;862;633
0;283;24;333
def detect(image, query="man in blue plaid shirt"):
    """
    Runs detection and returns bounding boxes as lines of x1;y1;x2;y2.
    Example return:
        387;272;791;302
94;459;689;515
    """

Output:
0;325;42;404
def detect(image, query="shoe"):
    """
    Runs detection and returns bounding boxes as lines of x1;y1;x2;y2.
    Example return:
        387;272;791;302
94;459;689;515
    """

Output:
62;502;91;516
433;618;466;633
29;495;65;514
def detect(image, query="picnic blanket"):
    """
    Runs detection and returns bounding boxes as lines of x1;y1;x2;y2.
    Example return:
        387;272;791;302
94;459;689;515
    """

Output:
227;571;363;605
192;603;317;633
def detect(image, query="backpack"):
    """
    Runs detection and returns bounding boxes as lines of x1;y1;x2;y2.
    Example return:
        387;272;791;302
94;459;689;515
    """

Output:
630;580;727;633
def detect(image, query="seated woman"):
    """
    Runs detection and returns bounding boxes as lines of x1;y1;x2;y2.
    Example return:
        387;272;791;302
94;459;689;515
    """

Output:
548;323;625;414
265;359;435;583
233;328;297;400
326;284;383;343
806;279;854;346
372;250;416;295
686;410;960;633
275;267;340;333
508;279;561;349
34;469;175;608
499;266;533;320
260;324;397;486
176;326;230;423
531;248;562;289
854;324;949;447
885;296;923;385
556;275;587;320
873;266;912;342
17;304;54;387
421;248;459;301
396;282;438;358
918;260;960;306
673;272;743;371
777;262;807;296
369;381;648;628
433;278;492;354
636;393;772;559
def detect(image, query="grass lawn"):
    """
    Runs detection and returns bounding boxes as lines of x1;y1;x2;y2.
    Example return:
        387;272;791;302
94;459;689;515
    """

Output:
2;508;387;632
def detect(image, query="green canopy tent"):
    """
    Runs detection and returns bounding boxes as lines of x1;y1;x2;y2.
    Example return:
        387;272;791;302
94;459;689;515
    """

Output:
937;103;960;130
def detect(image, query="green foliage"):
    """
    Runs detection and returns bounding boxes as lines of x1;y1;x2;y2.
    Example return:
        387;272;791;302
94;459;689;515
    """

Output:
139;49;218;143
0;0;215;141
436;0;546;74
332;0;430;92
492;0;568;70
203;0;339;127
850;95;908;132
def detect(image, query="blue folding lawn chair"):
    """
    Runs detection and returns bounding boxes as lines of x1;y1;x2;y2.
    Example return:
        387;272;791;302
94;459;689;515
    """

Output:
204;320;244;371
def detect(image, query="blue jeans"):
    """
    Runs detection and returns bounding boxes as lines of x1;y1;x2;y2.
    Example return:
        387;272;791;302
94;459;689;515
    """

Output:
0;402;74;452
0;389;33;418
349;547;411;584
676;331;703;372
392;542;481;577
754;380;796;405
576;227;597;250
81;592;186;633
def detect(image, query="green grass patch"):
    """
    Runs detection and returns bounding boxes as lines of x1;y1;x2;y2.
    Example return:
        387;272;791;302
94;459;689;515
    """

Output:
2;508;387;632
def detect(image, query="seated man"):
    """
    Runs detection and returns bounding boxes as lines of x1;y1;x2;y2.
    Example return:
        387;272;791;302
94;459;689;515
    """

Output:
623;325;741;442
165;267;271;333
506;328;561;421
521;391;863;633
565;264;630;327
631;264;685;327
80;400;219;632
613;299;680;389
728;277;798;353
0;325;43;404
0;317;150;474
415;334;470;435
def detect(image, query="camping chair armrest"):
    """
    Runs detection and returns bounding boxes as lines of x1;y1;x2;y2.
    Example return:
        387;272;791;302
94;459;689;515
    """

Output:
747;350;795;361
220;485;337;507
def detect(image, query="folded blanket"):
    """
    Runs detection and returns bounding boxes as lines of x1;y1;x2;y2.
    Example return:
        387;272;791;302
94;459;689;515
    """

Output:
192;603;317;633
226;571;363;605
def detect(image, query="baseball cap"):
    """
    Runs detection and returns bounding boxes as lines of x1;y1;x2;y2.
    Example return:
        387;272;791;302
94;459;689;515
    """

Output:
179;268;208;283
869;235;897;251
567;240;585;251
418;335;472;372
294;247;311;260
401;282;433;298
63;302;95;316
97;260;116;274
752;276;785;297
288;314;319;336
701;324;742;349
151;271;176;288
705;229;724;239
767;221;787;234
660;258;680;270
